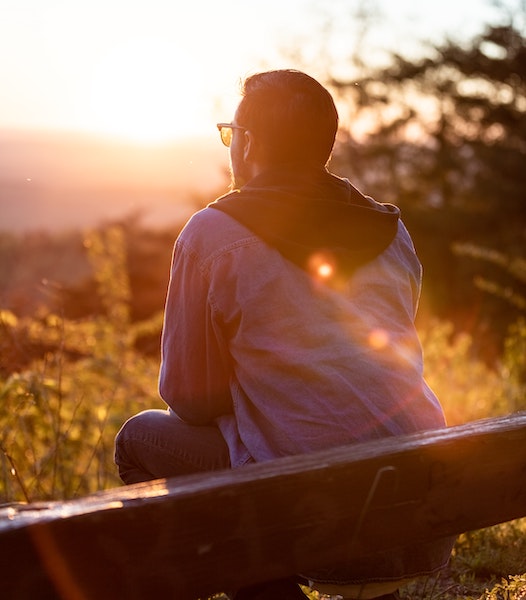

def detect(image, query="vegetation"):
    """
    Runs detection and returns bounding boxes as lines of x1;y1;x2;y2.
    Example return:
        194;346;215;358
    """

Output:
293;0;526;363
0;223;524;598
0;226;164;501
0;3;525;597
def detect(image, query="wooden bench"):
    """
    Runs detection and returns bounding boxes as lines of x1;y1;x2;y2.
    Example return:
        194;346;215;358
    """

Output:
1;412;525;600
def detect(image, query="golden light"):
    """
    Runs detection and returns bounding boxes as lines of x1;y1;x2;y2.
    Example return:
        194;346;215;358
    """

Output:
308;251;336;280
368;328;390;350
87;38;209;143
317;262;334;279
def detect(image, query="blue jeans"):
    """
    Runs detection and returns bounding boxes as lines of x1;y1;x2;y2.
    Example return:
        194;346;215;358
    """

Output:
114;408;231;484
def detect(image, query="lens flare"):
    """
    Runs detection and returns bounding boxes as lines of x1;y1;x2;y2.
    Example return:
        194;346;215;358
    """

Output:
308;251;336;281
368;328;390;350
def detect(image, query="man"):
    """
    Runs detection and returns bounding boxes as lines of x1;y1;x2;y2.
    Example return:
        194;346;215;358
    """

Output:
115;69;454;600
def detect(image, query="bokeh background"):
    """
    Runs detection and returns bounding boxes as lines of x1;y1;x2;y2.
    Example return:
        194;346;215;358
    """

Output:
1;2;525;596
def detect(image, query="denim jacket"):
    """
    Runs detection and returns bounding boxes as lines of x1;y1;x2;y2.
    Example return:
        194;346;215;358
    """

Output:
158;171;455;582
159;171;446;469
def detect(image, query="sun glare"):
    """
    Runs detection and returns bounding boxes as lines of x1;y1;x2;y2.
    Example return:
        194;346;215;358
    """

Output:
308;251;336;281
88;39;209;143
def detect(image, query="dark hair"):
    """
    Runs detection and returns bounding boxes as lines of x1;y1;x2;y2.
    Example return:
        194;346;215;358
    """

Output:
236;69;338;167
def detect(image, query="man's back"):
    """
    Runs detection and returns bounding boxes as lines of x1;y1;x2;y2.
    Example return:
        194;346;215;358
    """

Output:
116;70;454;598
160;174;446;467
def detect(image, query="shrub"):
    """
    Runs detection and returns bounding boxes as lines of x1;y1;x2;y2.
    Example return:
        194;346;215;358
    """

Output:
0;227;163;502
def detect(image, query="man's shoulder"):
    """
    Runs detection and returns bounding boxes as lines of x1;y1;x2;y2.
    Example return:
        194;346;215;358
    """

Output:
178;206;260;258
183;205;252;237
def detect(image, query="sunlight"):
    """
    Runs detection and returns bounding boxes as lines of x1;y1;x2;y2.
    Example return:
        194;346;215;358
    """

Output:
368;328;390;350
308;251;336;281
87;38;209;143
317;262;334;279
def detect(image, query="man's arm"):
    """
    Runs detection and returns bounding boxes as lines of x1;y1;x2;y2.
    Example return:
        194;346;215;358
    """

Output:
158;240;233;425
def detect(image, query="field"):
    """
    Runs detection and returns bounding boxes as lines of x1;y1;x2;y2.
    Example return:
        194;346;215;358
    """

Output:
1;224;525;599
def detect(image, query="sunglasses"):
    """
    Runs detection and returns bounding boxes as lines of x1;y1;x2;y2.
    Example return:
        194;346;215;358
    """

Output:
216;123;246;147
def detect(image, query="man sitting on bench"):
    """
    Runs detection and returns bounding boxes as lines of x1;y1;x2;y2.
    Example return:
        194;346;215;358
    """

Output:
115;69;455;600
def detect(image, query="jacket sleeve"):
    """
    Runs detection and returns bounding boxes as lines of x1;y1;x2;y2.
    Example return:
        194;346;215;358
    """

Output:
158;238;233;425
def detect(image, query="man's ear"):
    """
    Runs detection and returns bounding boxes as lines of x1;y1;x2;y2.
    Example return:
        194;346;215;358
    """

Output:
243;130;257;162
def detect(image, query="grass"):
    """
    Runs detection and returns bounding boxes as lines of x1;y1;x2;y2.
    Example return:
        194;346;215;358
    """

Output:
1;225;525;599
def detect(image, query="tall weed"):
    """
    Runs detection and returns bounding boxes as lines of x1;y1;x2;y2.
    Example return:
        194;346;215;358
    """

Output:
421;320;525;424
0;226;162;502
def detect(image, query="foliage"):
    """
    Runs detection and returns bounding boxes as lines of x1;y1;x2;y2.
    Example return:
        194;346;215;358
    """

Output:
0;227;163;502
502;318;526;410
484;574;526;600
421;318;526;424
0;223;525;600
300;1;526;357
455;520;526;580
1;5;524;596
452;244;526;313
330;3;526;218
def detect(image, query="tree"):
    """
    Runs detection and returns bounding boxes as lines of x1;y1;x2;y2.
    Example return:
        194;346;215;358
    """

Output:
326;4;526;356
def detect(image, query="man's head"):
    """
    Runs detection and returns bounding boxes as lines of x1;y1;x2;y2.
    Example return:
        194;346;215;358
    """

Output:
225;69;339;188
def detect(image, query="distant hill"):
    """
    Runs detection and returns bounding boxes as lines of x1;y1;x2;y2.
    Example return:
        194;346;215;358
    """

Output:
0;129;228;232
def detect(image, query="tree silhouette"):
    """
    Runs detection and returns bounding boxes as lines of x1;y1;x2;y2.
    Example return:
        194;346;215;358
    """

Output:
328;6;526;357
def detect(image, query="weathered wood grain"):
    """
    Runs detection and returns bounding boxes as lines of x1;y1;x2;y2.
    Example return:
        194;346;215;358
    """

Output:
1;412;525;600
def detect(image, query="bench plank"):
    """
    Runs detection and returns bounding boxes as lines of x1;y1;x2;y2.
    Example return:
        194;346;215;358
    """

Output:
1;412;525;599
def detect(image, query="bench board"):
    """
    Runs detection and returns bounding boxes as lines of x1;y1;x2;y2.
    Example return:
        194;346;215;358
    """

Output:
0;412;525;599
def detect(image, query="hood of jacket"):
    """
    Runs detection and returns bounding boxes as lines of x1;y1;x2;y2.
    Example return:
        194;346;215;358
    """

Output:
209;166;400;276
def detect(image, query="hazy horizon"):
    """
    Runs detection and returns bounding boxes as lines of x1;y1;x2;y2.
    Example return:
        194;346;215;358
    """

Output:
0;129;229;233
0;0;516;233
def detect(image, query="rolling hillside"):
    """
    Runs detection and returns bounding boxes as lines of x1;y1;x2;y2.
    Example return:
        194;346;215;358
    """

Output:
0;129;228;232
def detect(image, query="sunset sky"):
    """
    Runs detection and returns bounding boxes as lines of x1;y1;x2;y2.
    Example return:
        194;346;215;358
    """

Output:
0;0;510;144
